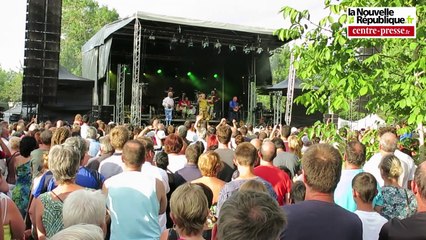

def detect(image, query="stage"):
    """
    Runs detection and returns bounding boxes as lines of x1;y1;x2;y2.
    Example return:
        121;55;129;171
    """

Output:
82;11;289;126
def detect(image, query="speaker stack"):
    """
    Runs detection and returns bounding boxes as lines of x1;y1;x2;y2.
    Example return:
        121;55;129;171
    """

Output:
22;0;62;108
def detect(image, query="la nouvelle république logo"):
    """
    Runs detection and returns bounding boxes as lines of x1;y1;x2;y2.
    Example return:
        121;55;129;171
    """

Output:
347;7;416;38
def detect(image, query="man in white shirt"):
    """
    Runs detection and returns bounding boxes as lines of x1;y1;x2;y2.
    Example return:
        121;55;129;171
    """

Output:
162;91;174;126
364;131;415;188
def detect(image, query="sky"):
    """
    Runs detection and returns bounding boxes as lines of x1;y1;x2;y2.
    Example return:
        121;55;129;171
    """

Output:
0;0;327;71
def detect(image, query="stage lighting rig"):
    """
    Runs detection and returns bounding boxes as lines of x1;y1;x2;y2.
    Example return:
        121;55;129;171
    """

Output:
229;45;236;51
256;47;263;54
171;34;178;44
148;32;155;40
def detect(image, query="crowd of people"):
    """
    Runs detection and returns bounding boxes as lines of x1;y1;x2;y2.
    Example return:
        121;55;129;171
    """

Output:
0;113;425;240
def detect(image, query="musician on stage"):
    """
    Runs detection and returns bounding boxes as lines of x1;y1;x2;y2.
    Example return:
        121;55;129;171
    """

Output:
162;91;174;126
228;96;240;122
177;93;192;119
207;89;220;120
198;93;210;121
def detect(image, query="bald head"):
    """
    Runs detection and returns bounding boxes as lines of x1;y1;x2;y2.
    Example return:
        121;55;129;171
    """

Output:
260;141;277;162
379;132;398;153
250;138;262;151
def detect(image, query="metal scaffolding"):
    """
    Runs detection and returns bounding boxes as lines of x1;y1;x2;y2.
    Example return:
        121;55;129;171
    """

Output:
116;64;126;124
247;56;257;124
130;19;142;126
273;91;283;125
284;53;296;125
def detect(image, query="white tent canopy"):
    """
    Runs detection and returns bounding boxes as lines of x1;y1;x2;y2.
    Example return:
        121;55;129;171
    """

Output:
338;114;386;130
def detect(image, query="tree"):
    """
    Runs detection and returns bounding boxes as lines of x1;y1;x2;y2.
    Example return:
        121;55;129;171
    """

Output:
275;0;425;126
61;0;119;75
0;66;22;103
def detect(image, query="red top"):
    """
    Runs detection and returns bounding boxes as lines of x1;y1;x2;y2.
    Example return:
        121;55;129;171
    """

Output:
254;165;292;206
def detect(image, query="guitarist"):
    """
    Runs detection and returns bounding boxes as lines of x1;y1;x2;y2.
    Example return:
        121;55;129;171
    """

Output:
228;96;240;122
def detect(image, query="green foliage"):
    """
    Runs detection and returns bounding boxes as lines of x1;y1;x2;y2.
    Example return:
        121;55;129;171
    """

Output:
0;67;22;102
61;0;119;75
275;1;426;127
271;45;292;83
303;121;379;159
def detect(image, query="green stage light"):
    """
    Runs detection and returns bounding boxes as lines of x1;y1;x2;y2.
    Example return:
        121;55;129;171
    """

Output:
213;73;218;78
187;72;192;76
157;69;162;74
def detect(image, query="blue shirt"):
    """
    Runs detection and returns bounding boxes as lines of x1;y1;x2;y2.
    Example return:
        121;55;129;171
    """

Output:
334;169;383;212
229;100;238;110
76;167;105;190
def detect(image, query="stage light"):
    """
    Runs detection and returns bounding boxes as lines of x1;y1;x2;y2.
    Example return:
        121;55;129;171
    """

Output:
229;45;236;51
179;37;186;44
256;47;263;54
187;72;192;76
143;73;147;76
157;69;162;74
202;37;209;48
213;74;218;78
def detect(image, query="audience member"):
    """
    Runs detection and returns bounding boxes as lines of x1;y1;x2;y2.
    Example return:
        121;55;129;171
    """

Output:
214;125;235;182
192;151;225;204
216;190;286;240
281;143;362;240
103;140;166;239
164;134;187;173
217;142;276;215
290;181;306;204
11;136;38;216
160;183;208;240
0;191;25;240
62;189;106;235
379;154;417;220
352;172;387;240
364;131;416;188
271;138;300;178
254;141;292;205
334;141;383;212
98;126;129;179
49;224;104;240
175;144;202;183
33;144;84;239
379;161;426;239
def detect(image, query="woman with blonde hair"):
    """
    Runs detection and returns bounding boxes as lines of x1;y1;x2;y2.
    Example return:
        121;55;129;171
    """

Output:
192;151;225;204
160;183;209;240
288;135;302;159
51;127;71;146
379;154;417;220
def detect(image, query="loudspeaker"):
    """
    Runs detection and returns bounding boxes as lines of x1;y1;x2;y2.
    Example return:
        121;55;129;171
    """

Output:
22;0;62;105
92;105;115;123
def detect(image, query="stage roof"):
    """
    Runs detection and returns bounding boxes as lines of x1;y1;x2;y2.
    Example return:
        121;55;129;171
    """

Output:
82;11;284;53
